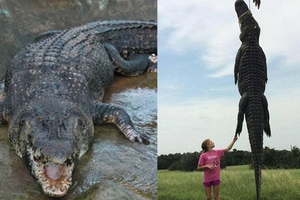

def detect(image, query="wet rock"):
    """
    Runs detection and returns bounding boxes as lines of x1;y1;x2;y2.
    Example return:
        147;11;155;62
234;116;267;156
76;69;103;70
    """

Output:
76;182;135;200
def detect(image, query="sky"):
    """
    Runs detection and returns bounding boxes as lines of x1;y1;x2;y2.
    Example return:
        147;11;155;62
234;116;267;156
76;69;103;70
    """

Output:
158;0;300;155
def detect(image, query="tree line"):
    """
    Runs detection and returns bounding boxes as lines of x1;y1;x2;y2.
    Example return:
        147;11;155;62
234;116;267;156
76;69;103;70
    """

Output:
158;146;300;171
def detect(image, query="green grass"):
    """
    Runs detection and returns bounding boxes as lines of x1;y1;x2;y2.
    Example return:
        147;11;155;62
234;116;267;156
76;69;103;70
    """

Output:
158;165;300;200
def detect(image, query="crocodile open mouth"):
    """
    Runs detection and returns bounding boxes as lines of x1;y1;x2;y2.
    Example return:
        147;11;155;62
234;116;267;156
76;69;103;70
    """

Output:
27;147;74;197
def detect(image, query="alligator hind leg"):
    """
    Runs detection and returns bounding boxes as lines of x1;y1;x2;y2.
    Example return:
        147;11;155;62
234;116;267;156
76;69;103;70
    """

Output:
147;54;157;72
92;102;150;144
262;95;271;137
103;43;152;76
235;93;249;136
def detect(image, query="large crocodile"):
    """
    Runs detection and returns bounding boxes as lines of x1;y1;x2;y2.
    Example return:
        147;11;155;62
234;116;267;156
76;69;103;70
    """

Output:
0;20;157;197
234;1;271;199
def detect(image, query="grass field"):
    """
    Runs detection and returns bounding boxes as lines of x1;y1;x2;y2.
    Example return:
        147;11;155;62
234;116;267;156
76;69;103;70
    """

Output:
158;165;300;200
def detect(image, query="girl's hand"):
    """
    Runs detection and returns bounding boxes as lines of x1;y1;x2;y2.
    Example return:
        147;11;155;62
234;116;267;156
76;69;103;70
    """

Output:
233;135;238;142
207;165;214;170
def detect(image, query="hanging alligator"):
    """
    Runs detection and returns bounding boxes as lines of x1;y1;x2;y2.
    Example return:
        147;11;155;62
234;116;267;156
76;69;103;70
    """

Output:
0;20;157;197
234;1;271;199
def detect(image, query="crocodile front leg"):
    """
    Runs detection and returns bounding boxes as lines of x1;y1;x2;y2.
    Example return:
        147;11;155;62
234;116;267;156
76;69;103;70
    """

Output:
104;43;153;76
92;102;150;144
262;94;271;136
235;92;249;136
147;54;157;73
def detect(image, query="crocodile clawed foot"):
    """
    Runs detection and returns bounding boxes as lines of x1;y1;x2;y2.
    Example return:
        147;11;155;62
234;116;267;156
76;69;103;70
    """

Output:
147;54;157;73
131;133;150;145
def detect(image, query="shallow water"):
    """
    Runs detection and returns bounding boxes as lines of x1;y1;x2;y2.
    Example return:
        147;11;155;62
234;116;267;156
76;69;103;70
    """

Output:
0;73;157;199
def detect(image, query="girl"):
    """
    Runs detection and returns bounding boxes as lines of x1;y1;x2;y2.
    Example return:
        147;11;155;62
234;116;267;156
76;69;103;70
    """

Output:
197;136;238;200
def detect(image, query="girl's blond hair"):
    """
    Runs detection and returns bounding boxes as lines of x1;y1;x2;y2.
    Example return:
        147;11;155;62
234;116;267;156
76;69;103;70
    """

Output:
201;139;210;152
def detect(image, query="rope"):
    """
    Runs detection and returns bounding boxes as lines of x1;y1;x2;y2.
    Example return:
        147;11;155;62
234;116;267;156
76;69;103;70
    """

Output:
249;0;251;11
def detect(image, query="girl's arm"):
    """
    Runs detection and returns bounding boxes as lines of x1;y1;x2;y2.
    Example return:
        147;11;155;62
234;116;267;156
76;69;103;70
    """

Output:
197;164;214;170
224;136;238;152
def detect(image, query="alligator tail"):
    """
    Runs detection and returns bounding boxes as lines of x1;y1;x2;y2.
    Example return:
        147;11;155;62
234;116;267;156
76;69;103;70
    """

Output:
31;20;157;57
247;95;263;200
246;93;271;200
93;20;157;55
236;92;271;200
103;43;150;76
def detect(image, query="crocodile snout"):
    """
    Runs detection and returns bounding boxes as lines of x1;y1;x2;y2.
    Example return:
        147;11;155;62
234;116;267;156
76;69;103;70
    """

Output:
235;0;249;18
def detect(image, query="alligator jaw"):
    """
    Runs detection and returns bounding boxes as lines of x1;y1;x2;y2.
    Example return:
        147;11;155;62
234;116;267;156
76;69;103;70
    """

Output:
235;0;250;18
27;147;74;197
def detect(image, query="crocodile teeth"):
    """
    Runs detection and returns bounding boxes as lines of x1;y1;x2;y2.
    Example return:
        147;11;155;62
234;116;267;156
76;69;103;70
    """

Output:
27;146;74;197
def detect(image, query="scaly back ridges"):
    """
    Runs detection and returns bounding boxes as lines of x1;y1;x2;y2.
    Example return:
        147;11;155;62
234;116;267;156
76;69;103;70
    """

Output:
25;20;156;62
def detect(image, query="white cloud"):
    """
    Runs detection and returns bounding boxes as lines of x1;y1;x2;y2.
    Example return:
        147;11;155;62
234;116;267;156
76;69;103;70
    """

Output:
158;96;239;154
159;1;236;53
158;87;300;154
159;0;300;77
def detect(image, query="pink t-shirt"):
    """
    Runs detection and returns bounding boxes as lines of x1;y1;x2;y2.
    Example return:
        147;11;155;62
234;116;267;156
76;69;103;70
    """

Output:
198;149;225;182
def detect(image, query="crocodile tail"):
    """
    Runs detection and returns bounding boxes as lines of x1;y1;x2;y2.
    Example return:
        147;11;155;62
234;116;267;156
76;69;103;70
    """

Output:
30;20;157;58
246;95;264;200
247;125;262;200
103;43;150;76
94;20;157;55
